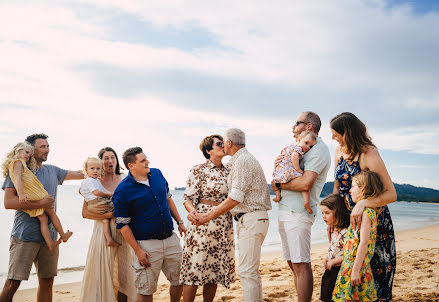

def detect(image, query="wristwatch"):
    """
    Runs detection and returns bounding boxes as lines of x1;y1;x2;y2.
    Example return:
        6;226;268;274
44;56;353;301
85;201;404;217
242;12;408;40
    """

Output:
275;182;281;189
177;220;184;225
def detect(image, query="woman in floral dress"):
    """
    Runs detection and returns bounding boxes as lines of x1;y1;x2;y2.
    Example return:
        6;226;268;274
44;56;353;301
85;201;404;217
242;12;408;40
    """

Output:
180;135;235;302
331;112;397;302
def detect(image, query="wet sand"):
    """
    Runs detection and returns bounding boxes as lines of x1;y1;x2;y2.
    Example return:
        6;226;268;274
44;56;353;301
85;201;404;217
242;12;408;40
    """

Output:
14;223;439;301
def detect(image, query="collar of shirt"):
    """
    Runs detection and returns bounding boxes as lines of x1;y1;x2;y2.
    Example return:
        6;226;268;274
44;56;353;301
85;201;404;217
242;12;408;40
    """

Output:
229;147;247;166
126;171;152;186
206;159;228;171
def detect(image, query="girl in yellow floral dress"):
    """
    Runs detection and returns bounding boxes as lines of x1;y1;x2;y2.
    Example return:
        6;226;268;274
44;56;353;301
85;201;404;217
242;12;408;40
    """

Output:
333;171;384;302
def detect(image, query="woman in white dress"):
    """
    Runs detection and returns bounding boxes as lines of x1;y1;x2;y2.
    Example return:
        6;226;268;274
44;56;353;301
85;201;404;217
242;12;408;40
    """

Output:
79;147;137;302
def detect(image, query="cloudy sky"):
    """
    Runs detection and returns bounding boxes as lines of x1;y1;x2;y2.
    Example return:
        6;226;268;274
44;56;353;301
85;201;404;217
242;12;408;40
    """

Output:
1;0;438;190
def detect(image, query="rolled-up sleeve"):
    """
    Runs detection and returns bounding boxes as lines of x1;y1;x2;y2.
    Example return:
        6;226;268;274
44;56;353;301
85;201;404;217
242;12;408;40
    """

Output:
229;160;252;203
113;190;131;229
183;166;201;206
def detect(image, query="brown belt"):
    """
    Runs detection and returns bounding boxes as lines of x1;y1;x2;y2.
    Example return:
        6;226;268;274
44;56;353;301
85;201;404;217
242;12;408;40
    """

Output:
199;199;221;206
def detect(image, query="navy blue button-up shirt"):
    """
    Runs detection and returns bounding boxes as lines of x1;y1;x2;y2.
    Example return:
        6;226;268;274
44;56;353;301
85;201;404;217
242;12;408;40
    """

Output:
113;169;174;240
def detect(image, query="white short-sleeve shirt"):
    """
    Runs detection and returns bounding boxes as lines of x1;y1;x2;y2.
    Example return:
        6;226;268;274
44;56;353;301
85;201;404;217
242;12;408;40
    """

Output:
80;177;109;202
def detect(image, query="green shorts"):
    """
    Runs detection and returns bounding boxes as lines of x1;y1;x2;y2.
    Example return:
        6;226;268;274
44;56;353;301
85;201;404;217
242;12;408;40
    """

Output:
8;236;59;280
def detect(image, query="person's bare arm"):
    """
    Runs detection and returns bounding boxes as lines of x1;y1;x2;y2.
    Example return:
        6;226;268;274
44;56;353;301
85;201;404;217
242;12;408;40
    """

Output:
327;255;344;270
333;147;341;194
12;161;26;202
82;201;113;219
168;197;187;236
291;152;303;174
351;148;397;228
4;187;54;210
65;170;85;180
92;190;113;198
196;197;239;226
82;201;113;220
351;211;372;286
184;200;199;223
278;170;318;192
119;225;151;268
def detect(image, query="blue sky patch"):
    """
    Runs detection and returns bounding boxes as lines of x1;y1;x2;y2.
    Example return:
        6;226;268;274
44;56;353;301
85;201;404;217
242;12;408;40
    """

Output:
385;0;439;14
68;2;227;51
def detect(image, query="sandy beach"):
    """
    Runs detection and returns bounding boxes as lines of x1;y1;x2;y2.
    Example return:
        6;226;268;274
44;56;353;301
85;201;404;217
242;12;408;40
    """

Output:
14;223;439;302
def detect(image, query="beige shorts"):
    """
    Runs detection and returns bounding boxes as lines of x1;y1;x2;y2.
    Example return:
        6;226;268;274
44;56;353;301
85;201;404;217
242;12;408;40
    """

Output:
278;210;316;263
132;232;182;296
8;236;59;280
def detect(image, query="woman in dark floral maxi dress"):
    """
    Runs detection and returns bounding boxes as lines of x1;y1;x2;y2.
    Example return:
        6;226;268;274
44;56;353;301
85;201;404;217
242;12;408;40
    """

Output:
330;112;396;302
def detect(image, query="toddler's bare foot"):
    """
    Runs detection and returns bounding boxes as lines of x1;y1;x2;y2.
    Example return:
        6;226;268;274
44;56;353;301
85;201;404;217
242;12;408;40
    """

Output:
61;230;73;242
273;196;281;202
273;189;282;202
47;238;62;251
107;238;121;247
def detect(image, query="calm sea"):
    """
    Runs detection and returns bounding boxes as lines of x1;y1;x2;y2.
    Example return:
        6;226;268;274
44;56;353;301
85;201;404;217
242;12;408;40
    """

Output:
1;186;439;289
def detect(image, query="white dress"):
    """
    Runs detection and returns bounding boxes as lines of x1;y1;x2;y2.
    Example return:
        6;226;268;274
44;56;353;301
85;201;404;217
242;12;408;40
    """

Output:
79;175;137;302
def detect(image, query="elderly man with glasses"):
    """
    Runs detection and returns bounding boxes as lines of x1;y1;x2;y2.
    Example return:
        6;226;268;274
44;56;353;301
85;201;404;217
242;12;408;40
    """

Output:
195;128;271;302
273;111;331;302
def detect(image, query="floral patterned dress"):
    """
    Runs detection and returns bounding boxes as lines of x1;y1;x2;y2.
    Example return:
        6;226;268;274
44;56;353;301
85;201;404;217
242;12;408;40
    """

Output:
335;156;396;301
333;208;378;301
179;160;236;288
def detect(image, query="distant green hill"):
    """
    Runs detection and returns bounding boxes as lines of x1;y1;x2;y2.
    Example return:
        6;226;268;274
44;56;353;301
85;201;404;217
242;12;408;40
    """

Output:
319;182;439;203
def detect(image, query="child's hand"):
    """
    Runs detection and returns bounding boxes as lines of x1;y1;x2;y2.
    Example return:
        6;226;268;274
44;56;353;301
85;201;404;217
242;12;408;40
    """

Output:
326;259;333;270
350;270;361;286
18;194;28;203
274;155;282;167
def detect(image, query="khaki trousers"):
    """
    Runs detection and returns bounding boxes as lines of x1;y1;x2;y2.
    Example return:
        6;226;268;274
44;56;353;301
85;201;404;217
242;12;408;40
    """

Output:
236;210;269;302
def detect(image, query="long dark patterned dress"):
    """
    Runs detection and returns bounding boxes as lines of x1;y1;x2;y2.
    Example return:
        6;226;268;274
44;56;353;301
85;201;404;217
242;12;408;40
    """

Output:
335;156;396;302
179;160;235;288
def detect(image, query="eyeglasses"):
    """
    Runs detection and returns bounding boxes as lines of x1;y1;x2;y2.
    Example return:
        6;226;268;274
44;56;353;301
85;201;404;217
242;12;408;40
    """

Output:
294;121;307;126
215;141;224;147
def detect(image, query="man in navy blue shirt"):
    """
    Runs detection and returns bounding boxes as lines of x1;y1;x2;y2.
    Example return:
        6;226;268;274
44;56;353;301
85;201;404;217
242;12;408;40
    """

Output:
113;147;186;302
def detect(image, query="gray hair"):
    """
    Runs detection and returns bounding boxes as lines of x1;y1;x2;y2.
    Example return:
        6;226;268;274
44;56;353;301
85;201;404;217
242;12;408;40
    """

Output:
303;111;321;134
224;128;246;146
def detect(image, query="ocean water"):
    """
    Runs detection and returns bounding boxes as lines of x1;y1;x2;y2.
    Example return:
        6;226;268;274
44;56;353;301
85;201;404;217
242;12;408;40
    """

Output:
1;186;439;289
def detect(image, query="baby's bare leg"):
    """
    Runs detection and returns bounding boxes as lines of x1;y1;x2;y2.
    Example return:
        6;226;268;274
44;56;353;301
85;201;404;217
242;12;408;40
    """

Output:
103;218;120;247
37;213;62;251
302;191;313;214
273;188;282;202
45;208;73;242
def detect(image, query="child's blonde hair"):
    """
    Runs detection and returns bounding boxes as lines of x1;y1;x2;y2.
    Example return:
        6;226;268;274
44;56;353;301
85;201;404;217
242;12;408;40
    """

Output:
82;157;103;178
298;130;317;142
2;142;37;178
352;171;384;201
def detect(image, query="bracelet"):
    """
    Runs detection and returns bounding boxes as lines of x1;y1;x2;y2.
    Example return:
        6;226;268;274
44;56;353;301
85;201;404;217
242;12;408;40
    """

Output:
177;220;184;225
